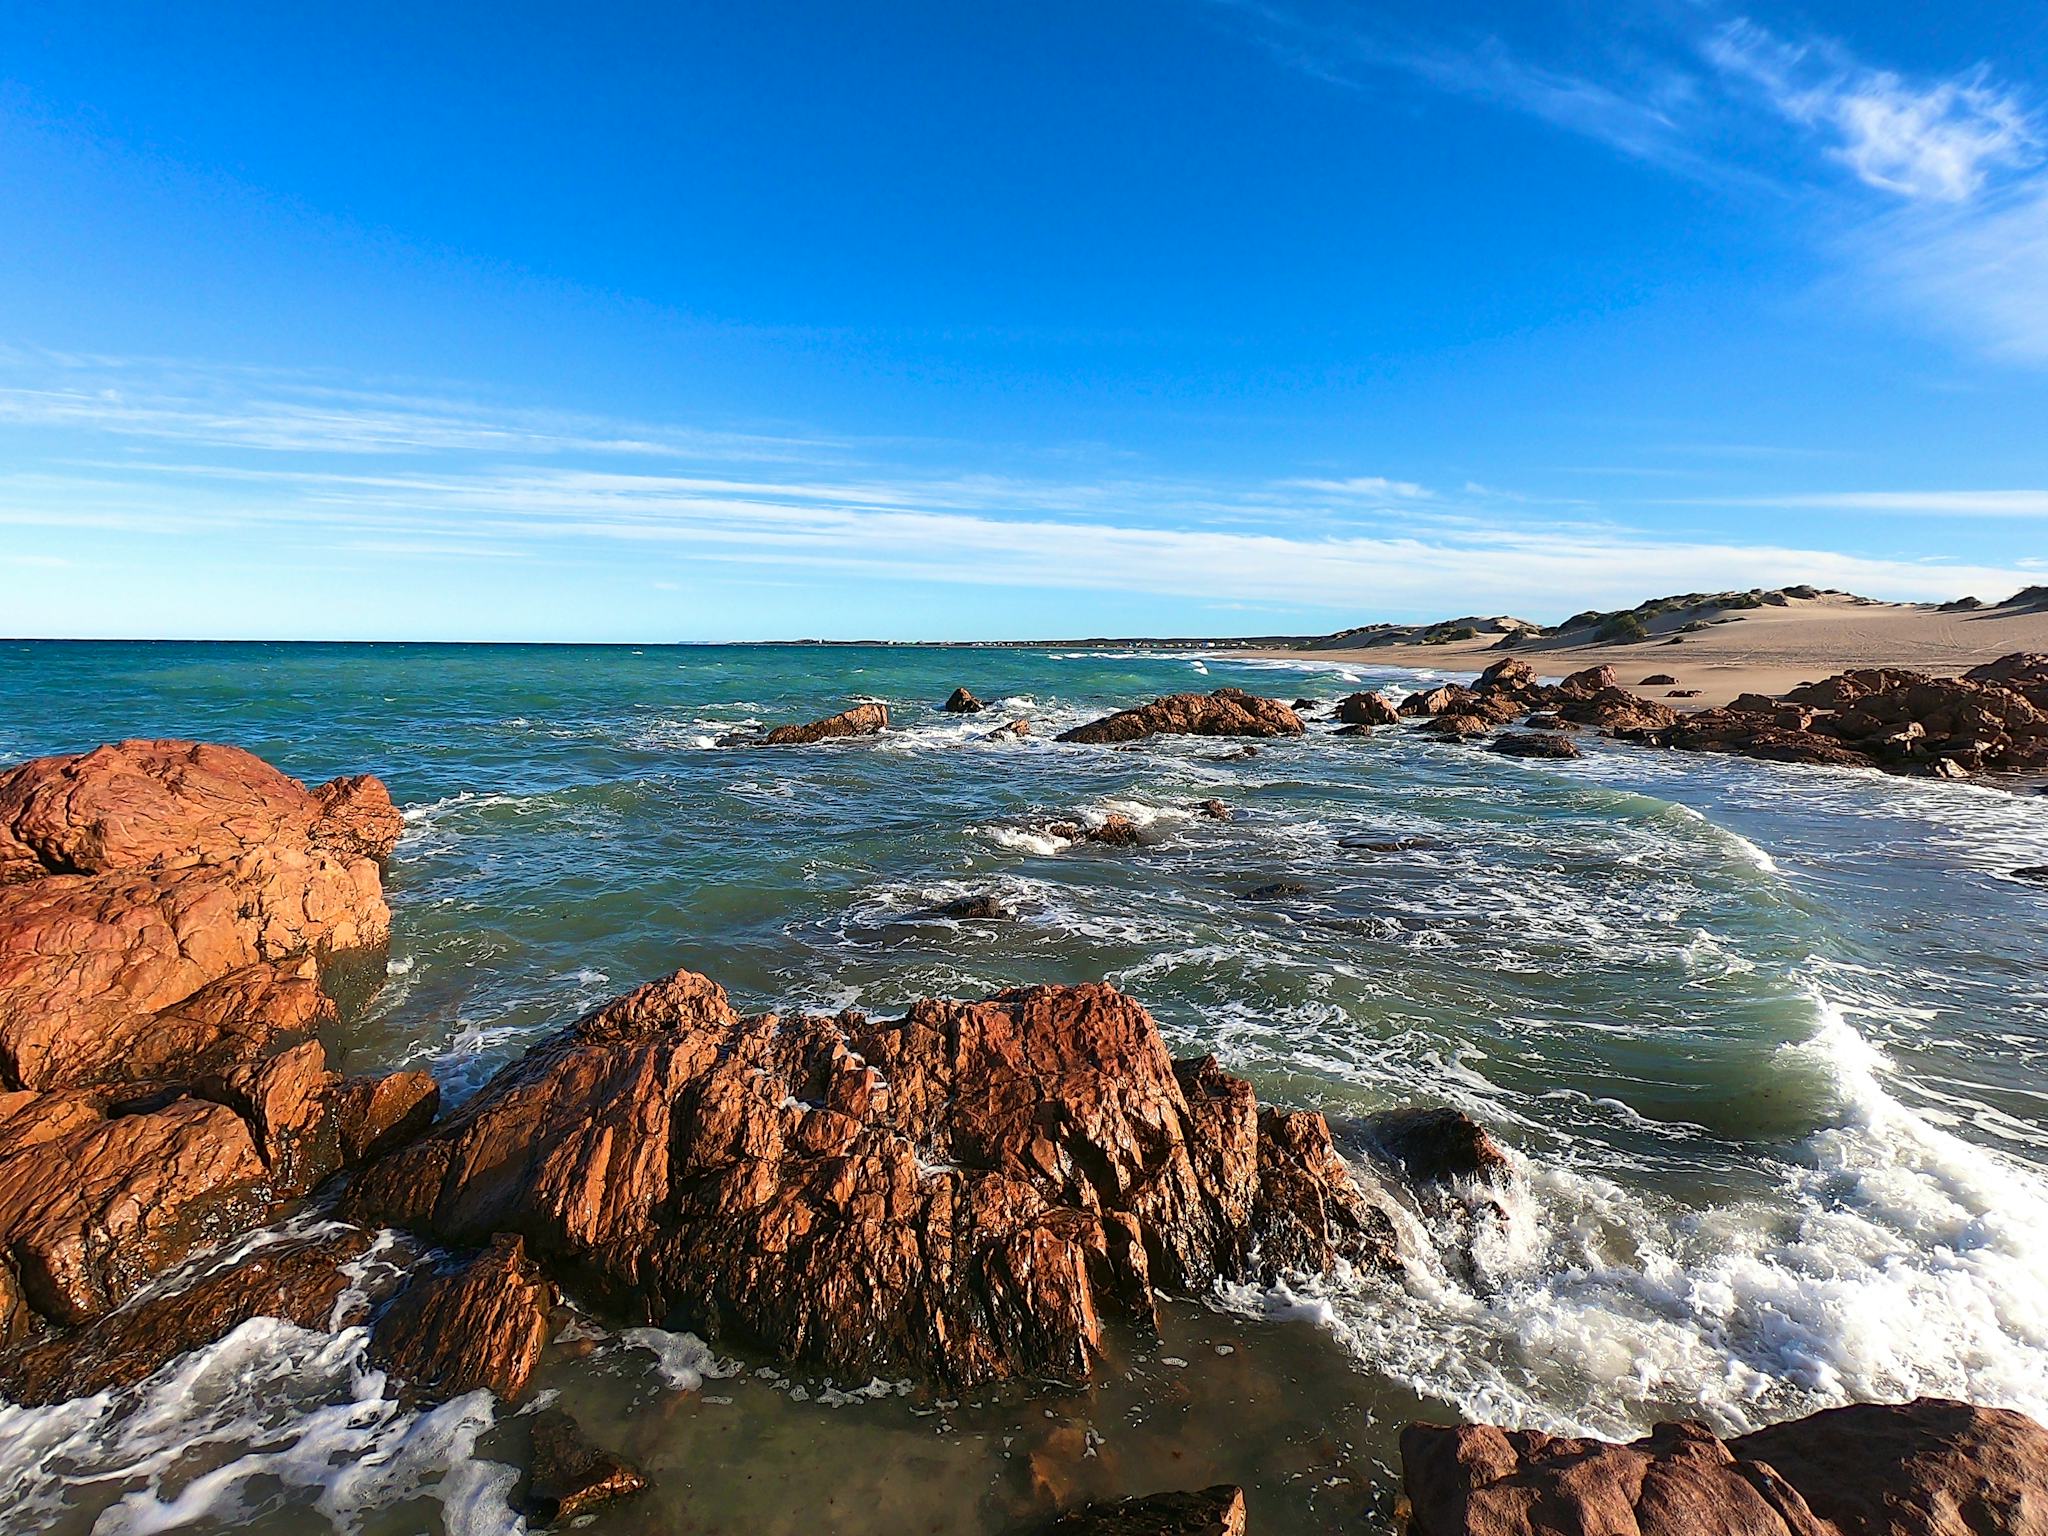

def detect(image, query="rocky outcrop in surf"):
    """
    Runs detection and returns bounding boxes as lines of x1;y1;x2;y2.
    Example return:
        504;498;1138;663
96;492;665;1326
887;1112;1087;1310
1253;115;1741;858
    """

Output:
761;702;890;745
1336;691;1401;727
1661;662;2048;778
943;687;986;713
345;969;1399;1390
0;741;435;1353
1058;689;1303;745
1400;1398;2048;1536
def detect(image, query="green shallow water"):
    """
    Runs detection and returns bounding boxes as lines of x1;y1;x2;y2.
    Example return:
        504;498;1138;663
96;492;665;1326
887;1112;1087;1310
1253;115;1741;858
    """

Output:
1;640;2045;1534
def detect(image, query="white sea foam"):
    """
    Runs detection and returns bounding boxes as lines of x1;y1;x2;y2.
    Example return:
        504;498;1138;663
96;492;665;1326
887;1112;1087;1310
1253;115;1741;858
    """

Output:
1238;988;2048;1441
0;1318;520;1535
620;1326;738;1392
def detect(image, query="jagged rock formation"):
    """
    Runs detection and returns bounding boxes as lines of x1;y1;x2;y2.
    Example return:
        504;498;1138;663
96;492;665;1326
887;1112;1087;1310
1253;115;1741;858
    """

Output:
1401;1399;2048;1536
1059;690;1304;745
347;970;1397;1389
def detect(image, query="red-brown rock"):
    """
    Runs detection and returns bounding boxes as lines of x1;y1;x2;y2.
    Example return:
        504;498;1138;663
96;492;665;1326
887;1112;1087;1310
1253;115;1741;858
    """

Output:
1400;684;1478;718
761;702;890;746
335;1069;441;1164
0;741;397;1091
943;688;986;714
0;1226;376;1405
1336;691;1402;727
1402;1400;2048;1536
1048;1485;1248;1535
1557;688;1680;735
1556;665;1620;698
347;971;1397;1389
370;1233;555;1403
1370;1107;1512;1185
1058;689;1303;745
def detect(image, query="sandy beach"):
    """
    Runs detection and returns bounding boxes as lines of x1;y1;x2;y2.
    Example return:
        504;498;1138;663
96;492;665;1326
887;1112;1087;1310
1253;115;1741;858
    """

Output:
1243;591;2048;709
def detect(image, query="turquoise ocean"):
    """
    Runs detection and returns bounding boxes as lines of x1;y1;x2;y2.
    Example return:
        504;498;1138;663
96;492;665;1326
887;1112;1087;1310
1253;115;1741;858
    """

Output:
2;640;2045;1534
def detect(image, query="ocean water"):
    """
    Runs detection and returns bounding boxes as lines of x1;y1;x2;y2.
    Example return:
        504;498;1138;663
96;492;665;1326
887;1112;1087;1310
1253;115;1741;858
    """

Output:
1;639;2045;1535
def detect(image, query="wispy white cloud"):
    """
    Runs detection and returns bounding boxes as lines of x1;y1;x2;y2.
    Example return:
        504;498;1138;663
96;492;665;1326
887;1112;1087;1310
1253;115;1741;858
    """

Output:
0;353;2035;631
1214;3;2048;368
1687;488;2048;517
1707;20;2039;203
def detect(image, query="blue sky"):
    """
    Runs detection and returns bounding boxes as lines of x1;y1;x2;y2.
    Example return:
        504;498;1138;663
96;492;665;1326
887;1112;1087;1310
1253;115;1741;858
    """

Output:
2;1;2046;641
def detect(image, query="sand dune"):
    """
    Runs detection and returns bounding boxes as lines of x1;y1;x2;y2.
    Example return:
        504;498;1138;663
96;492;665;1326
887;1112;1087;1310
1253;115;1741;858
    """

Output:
1246;592;2048;709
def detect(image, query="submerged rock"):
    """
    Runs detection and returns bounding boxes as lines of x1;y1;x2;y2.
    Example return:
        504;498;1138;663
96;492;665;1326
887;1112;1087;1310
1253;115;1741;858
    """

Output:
1195;799;1231;821
1401;1399;2048;1536
346;970;1397;1389
930;893;1014;921
761;702;890;746
1244;881;1309;901
369;1233;555;1404
943;688;986;714
1058;689;1303;745
523;1408;649;1525
1047;1485;1248;1535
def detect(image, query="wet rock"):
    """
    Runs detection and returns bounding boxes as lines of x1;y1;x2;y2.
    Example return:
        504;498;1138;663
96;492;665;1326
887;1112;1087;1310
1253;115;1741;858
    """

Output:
2011;866;2048;885
1335;691;1402;727
1369;1107;1511;1185
0;1226;376;1405
761;702;890;746
930;893;1014;921
1522;713;1578;732
1195;799;1231;821
1338;836;1438;853
0;1092;272;1331
1664;712;1872;769
1668;689;1703;698
346;972;1398;1389
1290;697;1320;712
1490;732;1582;760
335;1069;442;1164
370;1233;555;1403
1244;881;1309;900
943;688;986;714
1639;673;1678;686
1058;689;1303;745
1402;1399;2048;1536
0;1045;428;1335
523;1408;649;1525
1046;1485;1248;1535
1205;745;1259;761
990;718;1033;739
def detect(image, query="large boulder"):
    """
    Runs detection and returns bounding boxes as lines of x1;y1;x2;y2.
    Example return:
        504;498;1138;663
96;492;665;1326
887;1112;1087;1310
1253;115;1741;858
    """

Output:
0;742;429;1347
1058;690;1303;745
943;688;986;714
1557;688;1679;736
0;741;398;1092
1401;1399;2048;1536
1336;692;1402;727
347;971;1397;1389
761;702;890;746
